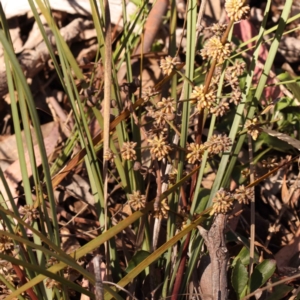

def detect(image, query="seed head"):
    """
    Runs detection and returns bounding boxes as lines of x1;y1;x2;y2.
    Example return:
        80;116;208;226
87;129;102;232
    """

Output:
230;88;243;105
210;100;230;117
262;157;278;169
142;86;156;103
204;134;232;155
128;191;146;210
104;148;116;163
152;109;167;127
186;143;205;164
19;204;39;222
0;235;13;253
210;23;228;37
241;168;250;178
191;85;217;112
45;278;62;290
148;133;171;161
200;36;231;63
245;118;262;140
121;141;137;161
157;97;176;114
211;188;233;214
234;185;253;205
153;198;169;219
160;56;179;76
225;0;250;22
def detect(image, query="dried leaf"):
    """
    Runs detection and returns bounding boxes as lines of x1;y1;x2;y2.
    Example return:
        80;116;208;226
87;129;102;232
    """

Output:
262;128;300;151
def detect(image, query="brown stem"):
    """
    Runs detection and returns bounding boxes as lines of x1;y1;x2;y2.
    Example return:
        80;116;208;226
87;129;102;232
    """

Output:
134;0;169;55
153;159;162;211
11;264;38;300
192;19;236;197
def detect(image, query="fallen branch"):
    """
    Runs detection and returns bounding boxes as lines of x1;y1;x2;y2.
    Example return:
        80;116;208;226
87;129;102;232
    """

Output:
198;214;228;300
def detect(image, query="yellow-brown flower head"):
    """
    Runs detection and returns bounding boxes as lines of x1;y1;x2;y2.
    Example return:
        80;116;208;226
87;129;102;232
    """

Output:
186;143;205;164
261;157;278;169
19;204;39;222
211;188;233;214
153;198;169;219
148;133;171;161
230;88;243;105
234;185;254;205
45;278;62;290
245;117;262;140
200;36;231;63
241;168;250;178
142;86;156;103
160;56;180;76
168;167;178;184
225;61;246;89
104;148;116;163
210;100;230;117
121;141;137;161
0;235;13;253
152;109;167;127
128;190;146;210
191;85;217;112
211;23;228;37
204;134;232;155
157;97;176;115
225;0;250;22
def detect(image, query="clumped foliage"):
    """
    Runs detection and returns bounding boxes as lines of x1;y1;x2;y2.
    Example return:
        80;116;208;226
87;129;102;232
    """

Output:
0;0;299;299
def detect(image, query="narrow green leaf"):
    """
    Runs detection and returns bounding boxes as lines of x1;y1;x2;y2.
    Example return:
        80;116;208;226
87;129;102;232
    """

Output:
277;72;300;102
126;250;151;273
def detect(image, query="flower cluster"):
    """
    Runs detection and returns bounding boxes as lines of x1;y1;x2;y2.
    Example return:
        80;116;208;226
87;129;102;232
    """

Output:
186;135;232;164
200;36;231;63
211;188;234;214
210;185;254;215
205;134;232;155
191;67;244;116
245;117;262;140
225;0;250;22
186;143;206;164
148;133;171;161
45;278;62;290
0;235;13;253
233;185;253;205
142;86;157;103
153;198;169;219
210;100;230;117
225;61;246;88
121;141;137;161
19;204;39;222
210;23;228;37
104;149;116;163
191;85;217;112
128;190;146;210
160;56;180;76
157;97;176;115
262;157;278;169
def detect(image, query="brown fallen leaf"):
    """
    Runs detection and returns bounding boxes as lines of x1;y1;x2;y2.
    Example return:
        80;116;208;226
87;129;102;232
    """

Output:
0;122;61;202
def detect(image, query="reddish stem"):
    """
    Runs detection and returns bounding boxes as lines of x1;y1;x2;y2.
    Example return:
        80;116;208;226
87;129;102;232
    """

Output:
171;232;191;300
11;264;39;300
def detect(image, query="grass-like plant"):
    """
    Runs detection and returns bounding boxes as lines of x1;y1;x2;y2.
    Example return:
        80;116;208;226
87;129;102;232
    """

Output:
0;0;299;299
